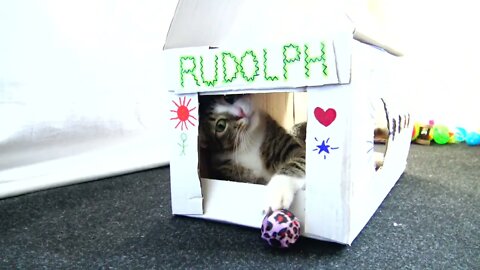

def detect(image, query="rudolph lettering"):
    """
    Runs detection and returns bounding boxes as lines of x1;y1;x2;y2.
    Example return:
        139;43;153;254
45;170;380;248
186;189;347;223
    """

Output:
178;42;329;89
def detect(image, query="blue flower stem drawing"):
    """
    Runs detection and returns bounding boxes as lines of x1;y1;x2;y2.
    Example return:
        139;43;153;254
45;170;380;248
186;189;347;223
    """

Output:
366;140;374;154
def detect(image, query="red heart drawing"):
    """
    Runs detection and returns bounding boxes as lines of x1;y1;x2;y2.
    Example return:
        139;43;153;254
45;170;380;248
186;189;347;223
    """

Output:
314;107;336;127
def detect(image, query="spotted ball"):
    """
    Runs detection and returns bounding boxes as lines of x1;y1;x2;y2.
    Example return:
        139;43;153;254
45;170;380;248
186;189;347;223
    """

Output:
261;209;301;248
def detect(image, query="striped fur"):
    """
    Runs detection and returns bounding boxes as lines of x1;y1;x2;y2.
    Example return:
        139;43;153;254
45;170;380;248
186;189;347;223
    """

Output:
199;94;306;184
261;114;305;178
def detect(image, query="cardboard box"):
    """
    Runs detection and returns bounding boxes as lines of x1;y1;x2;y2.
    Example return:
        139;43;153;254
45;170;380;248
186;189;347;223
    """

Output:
163;0;411;245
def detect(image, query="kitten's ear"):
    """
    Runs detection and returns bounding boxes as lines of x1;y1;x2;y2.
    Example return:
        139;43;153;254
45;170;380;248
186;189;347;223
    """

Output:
198;130;208;149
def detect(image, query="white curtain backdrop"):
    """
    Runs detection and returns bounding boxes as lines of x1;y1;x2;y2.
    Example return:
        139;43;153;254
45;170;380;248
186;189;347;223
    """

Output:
0;0;178;198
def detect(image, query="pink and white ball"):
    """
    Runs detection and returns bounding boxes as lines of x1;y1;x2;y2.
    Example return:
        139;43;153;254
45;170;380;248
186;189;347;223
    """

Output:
261;209;301;248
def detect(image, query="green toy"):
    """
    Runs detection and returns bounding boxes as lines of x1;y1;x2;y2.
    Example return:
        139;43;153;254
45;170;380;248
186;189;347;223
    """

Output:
432;125;451;145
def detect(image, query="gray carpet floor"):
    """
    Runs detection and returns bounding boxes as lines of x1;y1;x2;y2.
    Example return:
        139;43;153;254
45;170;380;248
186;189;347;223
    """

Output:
1;144;479;269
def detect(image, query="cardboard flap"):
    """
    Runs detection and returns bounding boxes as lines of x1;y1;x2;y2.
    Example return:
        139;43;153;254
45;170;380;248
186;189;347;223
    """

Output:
353;30;402;56
164;0;354;50
164;0;242;50
163;0;402;55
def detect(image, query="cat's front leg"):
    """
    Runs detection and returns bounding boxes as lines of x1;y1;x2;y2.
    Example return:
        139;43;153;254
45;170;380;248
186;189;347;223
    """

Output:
374;151;385;170
264;174;305;213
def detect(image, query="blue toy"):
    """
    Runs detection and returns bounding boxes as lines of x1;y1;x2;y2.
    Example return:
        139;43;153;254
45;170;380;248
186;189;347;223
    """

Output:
454;127;480;146
465;131;480;146
454;127;467;142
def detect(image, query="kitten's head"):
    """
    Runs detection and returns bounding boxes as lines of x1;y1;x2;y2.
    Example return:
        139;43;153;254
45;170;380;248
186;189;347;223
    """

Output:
199;94;258;151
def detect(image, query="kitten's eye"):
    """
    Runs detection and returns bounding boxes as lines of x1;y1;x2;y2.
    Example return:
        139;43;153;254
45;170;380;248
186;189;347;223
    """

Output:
224;95;235;104
215;119;227;133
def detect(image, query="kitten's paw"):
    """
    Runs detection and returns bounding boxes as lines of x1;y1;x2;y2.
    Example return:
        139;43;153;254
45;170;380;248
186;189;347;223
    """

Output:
264;174;305;213
374;151;385;170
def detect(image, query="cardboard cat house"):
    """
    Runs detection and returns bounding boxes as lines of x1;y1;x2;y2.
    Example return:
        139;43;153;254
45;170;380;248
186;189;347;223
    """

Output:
163;0;412;245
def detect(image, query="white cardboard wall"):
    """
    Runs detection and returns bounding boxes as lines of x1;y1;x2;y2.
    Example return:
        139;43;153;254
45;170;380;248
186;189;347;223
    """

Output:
163;0;414;244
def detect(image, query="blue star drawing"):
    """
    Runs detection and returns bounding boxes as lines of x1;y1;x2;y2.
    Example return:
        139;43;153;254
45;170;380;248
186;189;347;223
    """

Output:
313;137;339;159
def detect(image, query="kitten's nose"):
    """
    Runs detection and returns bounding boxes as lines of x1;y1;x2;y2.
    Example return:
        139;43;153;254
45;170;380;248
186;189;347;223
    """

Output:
238;108;246;118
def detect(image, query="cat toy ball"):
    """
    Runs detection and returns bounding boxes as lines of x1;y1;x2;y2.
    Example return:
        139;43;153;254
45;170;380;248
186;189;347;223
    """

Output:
261;209;301;248
454;127;480;146
466;131;480;146
432;125;451;145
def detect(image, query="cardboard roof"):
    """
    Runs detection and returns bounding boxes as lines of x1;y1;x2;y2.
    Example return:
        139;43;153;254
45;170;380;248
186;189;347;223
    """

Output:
164;0;401;56
164;0;353;49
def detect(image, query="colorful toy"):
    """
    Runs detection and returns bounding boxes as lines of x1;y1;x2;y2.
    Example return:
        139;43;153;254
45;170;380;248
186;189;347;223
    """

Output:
448;132;457;143
454;127;467;142
454;127;480;146
413;122;434;145
432;125;451;145
412;121;478;146
261;209;301;248
465;131;480;146
411;122;420;141
413;120;462;145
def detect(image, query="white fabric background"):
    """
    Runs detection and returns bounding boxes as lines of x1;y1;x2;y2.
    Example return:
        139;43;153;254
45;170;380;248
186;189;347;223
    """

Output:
0;0;178;198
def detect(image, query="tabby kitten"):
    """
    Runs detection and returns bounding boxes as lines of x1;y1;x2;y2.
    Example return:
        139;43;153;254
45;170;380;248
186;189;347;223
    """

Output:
199;94;306;212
